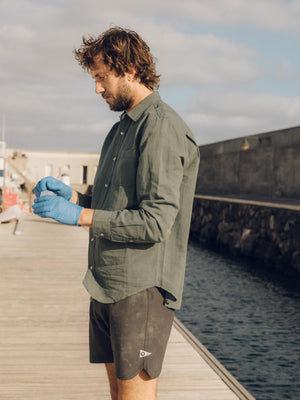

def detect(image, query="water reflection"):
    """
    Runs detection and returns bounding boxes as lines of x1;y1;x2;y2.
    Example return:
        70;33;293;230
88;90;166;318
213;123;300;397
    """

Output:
176;241;300;400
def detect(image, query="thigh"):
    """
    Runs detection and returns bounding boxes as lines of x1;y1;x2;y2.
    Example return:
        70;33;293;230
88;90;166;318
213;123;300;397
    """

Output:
105;363;118;400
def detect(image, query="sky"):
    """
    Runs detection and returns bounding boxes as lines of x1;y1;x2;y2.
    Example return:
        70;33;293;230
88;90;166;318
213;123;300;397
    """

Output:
1;0;300;152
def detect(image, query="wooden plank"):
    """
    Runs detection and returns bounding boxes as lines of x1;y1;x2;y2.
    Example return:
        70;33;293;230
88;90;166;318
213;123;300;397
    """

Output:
0;215;109;400
0;214;251;399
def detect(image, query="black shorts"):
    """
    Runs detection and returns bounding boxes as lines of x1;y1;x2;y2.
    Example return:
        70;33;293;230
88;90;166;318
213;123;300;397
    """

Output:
89;287;174;380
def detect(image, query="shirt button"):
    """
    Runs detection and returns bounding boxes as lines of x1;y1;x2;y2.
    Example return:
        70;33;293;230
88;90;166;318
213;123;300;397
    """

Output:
113;157;116;162
89;265;94;270
104;184;108;188
91;237;94;242
120;131;124;135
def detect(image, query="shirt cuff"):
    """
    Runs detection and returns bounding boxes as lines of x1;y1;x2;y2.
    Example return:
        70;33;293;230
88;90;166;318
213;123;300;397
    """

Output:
92;209;113;239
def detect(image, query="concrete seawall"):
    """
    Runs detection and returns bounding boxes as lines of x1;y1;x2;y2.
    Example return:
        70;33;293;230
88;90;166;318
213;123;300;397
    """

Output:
196;126;300;199
193;126;300;275
190;195;300;276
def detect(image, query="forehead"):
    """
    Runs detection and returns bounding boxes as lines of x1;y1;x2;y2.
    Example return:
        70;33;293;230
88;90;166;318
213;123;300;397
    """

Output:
90;54;111;77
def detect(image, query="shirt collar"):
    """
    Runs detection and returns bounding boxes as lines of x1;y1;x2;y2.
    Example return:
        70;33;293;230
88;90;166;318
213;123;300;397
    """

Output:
122;91;160;122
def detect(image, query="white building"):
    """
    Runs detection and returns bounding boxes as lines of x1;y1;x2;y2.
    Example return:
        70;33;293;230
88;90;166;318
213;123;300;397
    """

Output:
6;148;99;188
1;148;100;211
0;141;5;187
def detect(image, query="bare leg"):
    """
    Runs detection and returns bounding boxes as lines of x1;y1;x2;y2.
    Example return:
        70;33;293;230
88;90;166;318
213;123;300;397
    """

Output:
105;363;158;400
105;363;118;400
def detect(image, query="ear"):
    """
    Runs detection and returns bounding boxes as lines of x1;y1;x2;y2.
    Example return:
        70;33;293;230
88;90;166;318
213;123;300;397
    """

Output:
126;66;137;82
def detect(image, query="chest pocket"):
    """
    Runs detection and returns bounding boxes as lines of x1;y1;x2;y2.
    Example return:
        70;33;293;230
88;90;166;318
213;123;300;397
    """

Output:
114;148;138;188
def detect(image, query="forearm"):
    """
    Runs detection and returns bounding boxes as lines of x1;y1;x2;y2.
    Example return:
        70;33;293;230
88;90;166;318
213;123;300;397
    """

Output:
78;208;95;227
70;189;92;209
69;190;95;227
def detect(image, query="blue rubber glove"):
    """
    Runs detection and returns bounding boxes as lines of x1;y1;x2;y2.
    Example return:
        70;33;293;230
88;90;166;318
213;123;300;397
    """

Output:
34;176;73;200
32;195;83;225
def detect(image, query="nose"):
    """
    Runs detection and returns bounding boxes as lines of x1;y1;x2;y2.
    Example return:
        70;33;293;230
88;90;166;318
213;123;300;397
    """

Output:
95;81;104;94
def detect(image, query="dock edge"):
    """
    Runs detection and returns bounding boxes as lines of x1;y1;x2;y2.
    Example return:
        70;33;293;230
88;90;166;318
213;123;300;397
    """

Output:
173;317;256;400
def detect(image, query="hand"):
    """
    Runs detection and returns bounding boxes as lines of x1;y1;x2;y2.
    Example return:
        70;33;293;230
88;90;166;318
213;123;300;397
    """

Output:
32;195;83;225
34;176;73;200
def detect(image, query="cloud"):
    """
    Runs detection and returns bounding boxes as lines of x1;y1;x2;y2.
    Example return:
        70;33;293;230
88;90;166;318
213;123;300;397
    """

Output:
269;58;300;81
61;119;114;135
0;24;34;43
149;29;259;88
185;91;300;144
0;0;299;152
192;91;300;117
151;0;300;36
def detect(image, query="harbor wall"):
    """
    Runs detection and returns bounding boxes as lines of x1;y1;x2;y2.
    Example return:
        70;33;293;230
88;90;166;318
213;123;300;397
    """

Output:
192;126;300;275
196;126;300;199
190;197;300;275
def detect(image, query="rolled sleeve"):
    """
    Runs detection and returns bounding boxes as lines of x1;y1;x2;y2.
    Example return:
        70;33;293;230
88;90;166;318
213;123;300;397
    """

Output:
92;209;113;238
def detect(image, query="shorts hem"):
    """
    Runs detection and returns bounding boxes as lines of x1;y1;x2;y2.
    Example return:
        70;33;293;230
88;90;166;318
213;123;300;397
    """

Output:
116;367;161;381
90;359;114;364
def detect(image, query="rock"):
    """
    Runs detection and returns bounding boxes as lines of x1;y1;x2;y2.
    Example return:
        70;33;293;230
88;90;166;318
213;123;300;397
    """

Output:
292;251;300;274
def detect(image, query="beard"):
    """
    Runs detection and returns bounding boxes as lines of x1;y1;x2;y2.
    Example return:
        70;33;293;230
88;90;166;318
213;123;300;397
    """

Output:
105;79;134;112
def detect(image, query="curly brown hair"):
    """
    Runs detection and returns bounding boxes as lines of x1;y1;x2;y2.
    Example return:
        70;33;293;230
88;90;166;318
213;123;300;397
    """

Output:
74;27;160;90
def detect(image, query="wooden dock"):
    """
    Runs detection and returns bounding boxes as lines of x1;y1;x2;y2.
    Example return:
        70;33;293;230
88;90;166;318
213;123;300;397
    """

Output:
0;214;255;399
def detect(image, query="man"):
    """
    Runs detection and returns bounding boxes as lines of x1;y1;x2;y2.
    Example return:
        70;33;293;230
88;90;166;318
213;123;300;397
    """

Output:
33;27;199;400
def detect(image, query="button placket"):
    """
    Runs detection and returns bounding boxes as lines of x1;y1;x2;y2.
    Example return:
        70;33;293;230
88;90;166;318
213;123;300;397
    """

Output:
97;115;128;208
104;124;126;191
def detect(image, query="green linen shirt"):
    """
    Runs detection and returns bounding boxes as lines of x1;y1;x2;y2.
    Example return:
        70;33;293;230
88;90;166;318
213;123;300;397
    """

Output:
78;91;200;309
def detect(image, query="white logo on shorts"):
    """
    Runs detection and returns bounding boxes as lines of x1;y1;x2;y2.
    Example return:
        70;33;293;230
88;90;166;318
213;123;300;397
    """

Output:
139;350;152;358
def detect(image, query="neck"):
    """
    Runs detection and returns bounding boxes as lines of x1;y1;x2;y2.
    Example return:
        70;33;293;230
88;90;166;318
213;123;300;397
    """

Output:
126;84;153;112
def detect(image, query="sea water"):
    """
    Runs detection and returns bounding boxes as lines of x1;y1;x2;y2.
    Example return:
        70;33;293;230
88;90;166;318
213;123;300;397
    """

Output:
176;241;300;400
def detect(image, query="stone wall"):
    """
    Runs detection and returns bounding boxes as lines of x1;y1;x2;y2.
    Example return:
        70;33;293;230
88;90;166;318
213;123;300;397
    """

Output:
190;196;300;276
196;126;300;199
